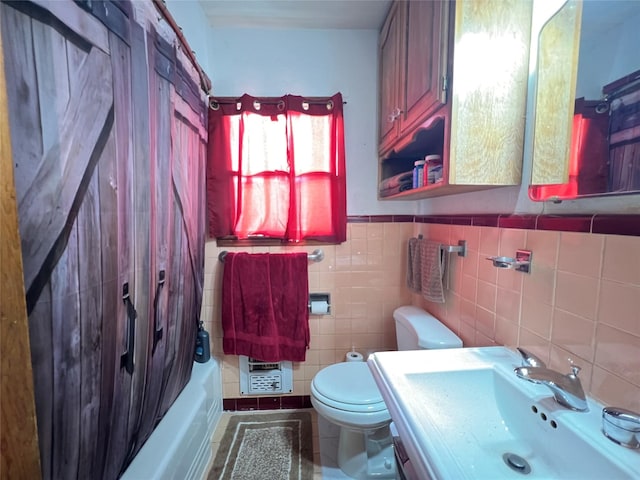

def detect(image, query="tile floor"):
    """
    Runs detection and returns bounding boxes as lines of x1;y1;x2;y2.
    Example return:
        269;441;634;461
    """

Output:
208;408;353;479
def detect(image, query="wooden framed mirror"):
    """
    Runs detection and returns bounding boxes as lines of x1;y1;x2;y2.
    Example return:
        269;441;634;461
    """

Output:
529;0;640;201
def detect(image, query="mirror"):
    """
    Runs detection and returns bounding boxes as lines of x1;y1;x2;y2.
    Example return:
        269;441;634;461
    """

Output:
529;0;640;201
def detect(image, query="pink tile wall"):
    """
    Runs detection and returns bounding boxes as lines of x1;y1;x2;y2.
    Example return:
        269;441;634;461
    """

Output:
415;223;640;412
201;223;414;399
201;219;639;411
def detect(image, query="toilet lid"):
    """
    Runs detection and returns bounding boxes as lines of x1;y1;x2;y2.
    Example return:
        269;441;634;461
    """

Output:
312;362;386;411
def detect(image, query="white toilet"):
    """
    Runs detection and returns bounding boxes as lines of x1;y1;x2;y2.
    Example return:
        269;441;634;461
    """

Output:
310;305;462;479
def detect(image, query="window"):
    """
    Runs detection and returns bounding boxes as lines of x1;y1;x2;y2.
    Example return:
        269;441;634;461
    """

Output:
206;93;347;244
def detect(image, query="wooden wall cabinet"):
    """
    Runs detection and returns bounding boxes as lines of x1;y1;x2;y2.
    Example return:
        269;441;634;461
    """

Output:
378;0;533;200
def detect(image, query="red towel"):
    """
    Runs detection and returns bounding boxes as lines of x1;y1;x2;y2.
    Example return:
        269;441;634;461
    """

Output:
221;252;310;362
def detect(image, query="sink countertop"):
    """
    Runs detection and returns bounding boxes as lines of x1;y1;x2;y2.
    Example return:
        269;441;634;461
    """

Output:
368;346;640;480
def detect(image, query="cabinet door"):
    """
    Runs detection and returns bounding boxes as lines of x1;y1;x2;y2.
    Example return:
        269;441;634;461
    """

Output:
379;1;404;152
402;0;449;133
449;0;532;185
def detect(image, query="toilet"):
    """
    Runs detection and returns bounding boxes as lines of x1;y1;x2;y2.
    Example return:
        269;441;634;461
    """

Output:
310;305;462;479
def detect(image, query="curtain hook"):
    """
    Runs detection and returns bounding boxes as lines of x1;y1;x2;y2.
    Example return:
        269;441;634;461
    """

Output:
253;100;261;111
326;100;334;110
277;100;285;111
236;101;242;111
301;101;309;111
209;98;219;110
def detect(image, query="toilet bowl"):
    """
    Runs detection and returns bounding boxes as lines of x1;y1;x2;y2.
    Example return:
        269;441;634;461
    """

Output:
310;306;462;479
311;362;395;479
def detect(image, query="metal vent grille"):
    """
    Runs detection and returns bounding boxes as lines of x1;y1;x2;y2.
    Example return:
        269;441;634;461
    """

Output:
248;359;280;371
249;373;283;392
239;356;293;395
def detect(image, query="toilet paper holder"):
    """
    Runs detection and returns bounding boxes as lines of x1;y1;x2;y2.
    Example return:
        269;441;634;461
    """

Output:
309;293;331;315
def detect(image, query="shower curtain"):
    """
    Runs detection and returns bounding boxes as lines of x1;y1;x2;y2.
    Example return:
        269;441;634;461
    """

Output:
1;1;207;478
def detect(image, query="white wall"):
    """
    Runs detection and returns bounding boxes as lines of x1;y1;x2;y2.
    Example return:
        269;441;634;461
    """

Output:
164;0;212;77
576;4;640;99
205;26;417;216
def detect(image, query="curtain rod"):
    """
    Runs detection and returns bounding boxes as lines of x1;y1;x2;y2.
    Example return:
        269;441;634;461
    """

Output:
209;98;346;108
218;249;324;263
210;99;347;104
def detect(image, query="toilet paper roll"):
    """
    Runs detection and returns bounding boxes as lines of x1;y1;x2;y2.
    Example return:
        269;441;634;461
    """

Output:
346;351;364;362
310;300;329;315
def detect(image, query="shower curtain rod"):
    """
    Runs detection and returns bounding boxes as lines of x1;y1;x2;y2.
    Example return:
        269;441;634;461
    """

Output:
218;249;324;263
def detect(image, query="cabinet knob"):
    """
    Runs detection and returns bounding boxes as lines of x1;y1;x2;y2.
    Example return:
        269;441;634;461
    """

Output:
388;107;403;122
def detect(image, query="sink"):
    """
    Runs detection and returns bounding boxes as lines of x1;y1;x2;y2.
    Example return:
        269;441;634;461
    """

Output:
368;347;640;479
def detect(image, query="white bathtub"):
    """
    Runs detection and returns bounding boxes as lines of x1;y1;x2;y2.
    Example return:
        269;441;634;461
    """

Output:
121;358;222;480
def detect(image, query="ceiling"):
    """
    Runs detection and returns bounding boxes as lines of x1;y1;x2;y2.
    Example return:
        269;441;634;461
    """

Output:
198;0;392;29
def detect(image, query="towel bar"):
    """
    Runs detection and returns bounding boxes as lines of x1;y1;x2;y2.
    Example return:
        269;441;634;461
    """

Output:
416;235;466;257
218;248;324;263
443;240;467;257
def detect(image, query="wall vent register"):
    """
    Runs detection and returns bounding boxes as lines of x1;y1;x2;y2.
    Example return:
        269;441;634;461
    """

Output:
239;355;293;395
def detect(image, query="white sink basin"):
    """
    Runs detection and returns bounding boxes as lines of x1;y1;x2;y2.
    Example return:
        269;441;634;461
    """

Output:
368;347;640;479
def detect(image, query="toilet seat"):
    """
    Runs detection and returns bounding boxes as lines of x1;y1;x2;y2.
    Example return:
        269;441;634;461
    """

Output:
311;362;387;413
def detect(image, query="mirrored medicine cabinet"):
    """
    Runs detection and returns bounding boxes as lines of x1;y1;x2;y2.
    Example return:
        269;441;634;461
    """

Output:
529;0;640;202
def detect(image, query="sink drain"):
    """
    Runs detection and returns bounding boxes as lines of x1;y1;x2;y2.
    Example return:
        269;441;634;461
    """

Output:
502;453;532;474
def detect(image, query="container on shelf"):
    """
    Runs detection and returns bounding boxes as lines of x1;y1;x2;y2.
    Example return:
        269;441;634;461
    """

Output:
413;160;426;188
425;154;442;184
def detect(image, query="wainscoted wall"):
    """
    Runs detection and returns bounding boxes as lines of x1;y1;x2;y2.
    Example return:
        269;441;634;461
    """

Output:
202;215;640;412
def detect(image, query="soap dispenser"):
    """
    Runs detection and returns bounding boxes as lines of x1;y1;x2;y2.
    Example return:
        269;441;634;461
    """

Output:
194;321;210;363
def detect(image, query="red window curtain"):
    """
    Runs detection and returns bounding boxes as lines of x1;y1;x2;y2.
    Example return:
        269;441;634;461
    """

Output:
207;93;347;243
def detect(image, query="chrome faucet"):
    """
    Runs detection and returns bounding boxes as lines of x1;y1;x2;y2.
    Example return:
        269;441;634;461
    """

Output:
514;352;588;412
516;347;547;368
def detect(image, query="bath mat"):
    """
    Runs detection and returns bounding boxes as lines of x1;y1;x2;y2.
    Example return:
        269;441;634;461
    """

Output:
208;411;314;480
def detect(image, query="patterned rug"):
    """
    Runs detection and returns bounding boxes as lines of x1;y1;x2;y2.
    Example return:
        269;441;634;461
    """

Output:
208;411;314;480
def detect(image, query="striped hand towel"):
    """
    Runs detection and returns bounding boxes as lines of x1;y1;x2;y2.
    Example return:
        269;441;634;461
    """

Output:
420;240;445;303
406;237;422;292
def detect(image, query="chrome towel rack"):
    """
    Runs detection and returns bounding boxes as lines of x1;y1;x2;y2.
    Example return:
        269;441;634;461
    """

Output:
218;248;325;263
416;235;467;257
443;240;467;257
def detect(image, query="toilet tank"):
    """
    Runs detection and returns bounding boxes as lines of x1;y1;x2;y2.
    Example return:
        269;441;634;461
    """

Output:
393;306;463;350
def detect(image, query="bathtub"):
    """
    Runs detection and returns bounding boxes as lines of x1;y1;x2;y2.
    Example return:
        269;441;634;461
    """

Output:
121;358;222;480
